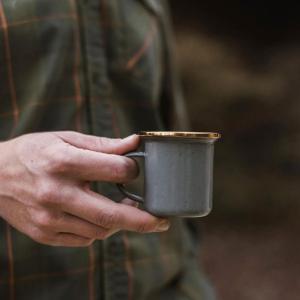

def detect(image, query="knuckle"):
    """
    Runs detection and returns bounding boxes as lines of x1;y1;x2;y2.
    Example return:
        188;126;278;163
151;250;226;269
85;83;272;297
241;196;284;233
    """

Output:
80;239;95;247
112;158;136;182
95;230;110;240
36;182;57;205
30;228;51;245
96;209;119;228
44;148;71;174
32;210;54;229
136;221;152;233
123;158;136;178
96;137;119;150
95;137;107;149
111;163;123;181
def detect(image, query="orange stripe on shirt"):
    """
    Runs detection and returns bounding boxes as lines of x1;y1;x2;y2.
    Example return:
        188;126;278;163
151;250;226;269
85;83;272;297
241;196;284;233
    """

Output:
0;13;76;29
0;3;18;300
71;3;83;132
0;1;19;137
5;224;15;300
126;18;157;70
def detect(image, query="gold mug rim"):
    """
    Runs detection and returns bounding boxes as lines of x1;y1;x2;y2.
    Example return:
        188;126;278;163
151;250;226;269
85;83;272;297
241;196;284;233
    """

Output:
139;131;221;139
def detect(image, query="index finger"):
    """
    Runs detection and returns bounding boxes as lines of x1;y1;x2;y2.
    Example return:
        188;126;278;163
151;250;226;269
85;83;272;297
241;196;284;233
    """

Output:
61;148;139;183
56;132;140;155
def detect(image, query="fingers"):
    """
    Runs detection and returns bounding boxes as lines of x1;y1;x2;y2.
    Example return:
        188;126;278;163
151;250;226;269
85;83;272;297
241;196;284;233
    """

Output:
47;134;139;183
62;189;170;233
52;233;94;247
56;131;140;155
0;197;94;247
58;148;139;182
54;213;119;240
30;228;94;247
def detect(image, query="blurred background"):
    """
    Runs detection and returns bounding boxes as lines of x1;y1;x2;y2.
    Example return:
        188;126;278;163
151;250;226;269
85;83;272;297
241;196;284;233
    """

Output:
169;1;300;299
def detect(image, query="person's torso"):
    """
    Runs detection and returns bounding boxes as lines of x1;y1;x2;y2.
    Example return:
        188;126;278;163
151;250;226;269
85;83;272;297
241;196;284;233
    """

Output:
0;1;197;300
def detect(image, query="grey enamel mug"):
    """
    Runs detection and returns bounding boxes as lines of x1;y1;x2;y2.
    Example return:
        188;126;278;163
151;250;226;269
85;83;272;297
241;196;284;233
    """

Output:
117;131;221;217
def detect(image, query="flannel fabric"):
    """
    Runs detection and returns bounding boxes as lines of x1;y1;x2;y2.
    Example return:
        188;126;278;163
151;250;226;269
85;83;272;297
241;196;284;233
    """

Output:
0;0;215;299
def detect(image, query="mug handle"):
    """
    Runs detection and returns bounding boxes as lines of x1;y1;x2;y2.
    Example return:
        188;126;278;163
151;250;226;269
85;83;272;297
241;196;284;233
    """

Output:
116;151;146;203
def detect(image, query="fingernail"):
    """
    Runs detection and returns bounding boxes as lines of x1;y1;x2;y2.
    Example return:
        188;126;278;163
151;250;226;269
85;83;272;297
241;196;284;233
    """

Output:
156;220;170;232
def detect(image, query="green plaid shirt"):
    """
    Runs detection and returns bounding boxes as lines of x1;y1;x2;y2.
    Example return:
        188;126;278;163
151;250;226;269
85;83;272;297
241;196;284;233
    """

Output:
0;1;214;299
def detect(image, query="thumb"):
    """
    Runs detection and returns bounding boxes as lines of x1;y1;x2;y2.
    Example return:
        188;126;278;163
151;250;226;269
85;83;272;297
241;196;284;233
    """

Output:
56;131;140;155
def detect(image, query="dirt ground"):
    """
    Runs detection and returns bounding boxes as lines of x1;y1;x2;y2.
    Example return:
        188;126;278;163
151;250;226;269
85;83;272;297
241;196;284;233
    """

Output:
200;221;300;300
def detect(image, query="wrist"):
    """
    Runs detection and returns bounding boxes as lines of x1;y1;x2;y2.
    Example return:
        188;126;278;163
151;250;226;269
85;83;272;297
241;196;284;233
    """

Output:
0;139;16;196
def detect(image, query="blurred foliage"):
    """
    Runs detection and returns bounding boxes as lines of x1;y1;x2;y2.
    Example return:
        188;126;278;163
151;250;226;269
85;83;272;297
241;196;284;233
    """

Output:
170;0;300;223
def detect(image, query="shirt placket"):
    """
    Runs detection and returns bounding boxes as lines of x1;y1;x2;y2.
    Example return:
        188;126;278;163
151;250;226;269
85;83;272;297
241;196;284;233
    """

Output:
80;0;113;138
78;1;130;300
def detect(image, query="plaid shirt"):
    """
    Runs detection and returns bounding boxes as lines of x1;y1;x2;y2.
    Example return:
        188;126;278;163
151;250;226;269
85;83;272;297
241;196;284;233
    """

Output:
0;1;214;299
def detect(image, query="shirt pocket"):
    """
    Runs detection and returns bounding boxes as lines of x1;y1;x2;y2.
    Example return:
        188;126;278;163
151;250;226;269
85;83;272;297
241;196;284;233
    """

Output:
109;0;166;107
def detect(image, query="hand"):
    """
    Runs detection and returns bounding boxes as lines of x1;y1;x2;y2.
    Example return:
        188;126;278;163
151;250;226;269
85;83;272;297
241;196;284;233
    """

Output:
0;131;170;247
